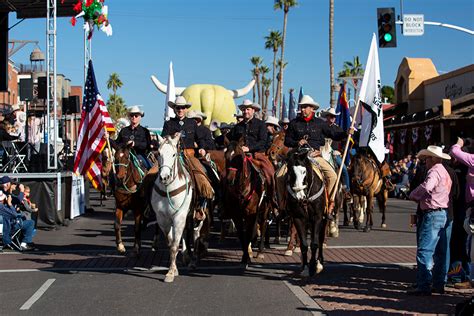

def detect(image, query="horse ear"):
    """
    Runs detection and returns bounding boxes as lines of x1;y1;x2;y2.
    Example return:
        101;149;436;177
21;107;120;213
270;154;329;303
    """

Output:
157;134;164;144
238;136;245;146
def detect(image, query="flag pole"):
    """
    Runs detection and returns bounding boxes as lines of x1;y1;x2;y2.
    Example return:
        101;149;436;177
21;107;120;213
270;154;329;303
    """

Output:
330;97;361;202
104;127;116;174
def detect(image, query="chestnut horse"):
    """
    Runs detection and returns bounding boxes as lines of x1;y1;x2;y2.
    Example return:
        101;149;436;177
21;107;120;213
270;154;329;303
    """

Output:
267;131;289;168
349;153;388;232
113;145;148;255
224;139;271;265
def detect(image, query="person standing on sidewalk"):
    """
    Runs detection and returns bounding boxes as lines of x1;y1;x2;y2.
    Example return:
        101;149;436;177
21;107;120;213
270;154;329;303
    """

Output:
408;145;453;296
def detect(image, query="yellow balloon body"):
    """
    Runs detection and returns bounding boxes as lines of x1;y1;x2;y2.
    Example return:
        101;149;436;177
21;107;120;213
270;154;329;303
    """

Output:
181;84;236;125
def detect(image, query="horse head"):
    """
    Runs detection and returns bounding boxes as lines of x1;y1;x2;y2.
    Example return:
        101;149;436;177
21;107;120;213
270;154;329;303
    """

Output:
350;154;378;194
114;146;132;182
156;133;181;186
224;137;254;199
287;149;312;201
267;131;288;167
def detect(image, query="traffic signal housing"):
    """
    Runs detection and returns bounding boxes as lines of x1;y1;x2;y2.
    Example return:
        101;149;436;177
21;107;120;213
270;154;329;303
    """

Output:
377;7;397;48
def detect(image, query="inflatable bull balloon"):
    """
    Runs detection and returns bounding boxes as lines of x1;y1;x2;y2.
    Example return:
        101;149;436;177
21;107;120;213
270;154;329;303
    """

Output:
151;75;255;125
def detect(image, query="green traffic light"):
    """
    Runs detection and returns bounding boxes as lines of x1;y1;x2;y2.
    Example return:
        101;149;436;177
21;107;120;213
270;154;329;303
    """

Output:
384;33;393;42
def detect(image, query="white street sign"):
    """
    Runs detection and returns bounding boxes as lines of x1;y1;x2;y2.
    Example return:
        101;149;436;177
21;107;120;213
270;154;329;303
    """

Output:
403;14;424;36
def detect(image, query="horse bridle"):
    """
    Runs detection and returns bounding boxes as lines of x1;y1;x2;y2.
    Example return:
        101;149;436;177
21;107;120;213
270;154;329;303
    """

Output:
115;151;144;194
157;140;181;186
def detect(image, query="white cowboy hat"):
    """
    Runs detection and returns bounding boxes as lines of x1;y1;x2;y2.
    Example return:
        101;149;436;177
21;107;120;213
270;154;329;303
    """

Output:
265;116;280;128
238;99;261;112
196;111;207;121
280;118;290;124
234;109;243;118
186;110;202;121
168;95;191;109
298;95;319;110
11;104;20;112
417;145;451;160
321;108;340;117
127;105;144;117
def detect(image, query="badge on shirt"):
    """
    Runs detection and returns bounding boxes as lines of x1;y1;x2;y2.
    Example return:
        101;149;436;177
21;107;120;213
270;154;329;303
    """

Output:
129;135;135;140
179;121;184;126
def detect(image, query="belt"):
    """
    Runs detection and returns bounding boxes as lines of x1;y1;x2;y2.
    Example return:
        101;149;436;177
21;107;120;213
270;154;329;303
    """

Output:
423;208;446;214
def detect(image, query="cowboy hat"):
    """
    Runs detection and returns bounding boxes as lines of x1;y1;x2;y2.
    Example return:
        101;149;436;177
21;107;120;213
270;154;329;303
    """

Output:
10;104;21;112
238;99;261;112
280;118;290;124
127;105;144;117
219;122;233;130
196;111;207;121
321;108;340;117
168;95;192;109
265;116;280;128
416;145;451;160
298;95;319;110
186;110;200;120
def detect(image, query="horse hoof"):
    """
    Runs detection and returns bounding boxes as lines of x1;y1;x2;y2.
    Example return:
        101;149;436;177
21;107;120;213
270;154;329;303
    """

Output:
322;243;328;249
284;249;293;256
301;267;310;277
117;243;126;254
164;274;175;283
293;247;301;253
381;223;387;228
257;253;265;259
316;260;324;274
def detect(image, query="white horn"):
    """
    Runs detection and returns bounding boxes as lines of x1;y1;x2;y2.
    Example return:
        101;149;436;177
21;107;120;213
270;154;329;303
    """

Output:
228;79;256;99
150;75;186;96
209;119;221;132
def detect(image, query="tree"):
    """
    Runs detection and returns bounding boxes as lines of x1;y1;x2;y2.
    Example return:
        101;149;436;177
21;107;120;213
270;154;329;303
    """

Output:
329;0;335;108
337;56;364;99
276;58;288;118
381;85;395;103
250;56;263;104
274;0;298;117
259;65;270;109
107;94;127;121
264;30;283;105
262;77;272;115
106;73;123;99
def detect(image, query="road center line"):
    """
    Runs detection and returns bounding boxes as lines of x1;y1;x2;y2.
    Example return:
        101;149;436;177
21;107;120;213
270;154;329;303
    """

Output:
20;279;56;310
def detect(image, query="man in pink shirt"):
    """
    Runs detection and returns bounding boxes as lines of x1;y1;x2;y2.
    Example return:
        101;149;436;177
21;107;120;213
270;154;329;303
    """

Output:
408;145;452;296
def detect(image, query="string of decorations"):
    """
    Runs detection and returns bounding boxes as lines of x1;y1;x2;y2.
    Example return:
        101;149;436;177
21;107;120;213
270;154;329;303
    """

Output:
70;0;112;39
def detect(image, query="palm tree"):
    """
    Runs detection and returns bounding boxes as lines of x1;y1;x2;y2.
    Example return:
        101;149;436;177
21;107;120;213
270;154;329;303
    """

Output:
276;58;288;118
262;77;272;114
250;56;263;104
264;30;283;104
259;65;270;108
274;0;298;116
329;0;335;108
107;94;127;121
337;56;364;99
106;73;123;99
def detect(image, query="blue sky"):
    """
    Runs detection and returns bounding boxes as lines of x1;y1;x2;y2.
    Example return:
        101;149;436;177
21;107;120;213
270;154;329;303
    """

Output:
8;0;474;127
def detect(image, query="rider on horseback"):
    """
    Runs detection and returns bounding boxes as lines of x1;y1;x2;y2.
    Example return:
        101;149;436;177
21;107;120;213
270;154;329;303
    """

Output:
162;96;214;207
265;116;280;151
109;105;153;170
284;95;349;215
227;99;276;207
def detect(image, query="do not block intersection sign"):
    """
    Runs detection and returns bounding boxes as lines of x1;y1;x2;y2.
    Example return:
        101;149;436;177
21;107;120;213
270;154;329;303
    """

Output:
403;14;424;36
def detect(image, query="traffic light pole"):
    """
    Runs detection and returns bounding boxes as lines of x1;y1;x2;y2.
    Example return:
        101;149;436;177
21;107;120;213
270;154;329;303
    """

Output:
395;20;474;36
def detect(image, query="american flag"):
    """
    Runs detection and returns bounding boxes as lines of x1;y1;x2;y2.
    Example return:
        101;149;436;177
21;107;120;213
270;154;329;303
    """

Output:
73;60;115;189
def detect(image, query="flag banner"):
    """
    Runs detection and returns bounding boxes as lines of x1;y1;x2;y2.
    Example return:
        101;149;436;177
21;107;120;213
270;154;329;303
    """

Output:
358;34;385;163
400;129;407;144
298;86;304;103
73;60;115;190
424;125;432;140
289;89;297;120
412;127;419;143
336;83;351;132
165;61;176;121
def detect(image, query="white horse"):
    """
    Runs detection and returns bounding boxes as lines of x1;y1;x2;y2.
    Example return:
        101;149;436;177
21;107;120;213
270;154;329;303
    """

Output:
151;134;193;283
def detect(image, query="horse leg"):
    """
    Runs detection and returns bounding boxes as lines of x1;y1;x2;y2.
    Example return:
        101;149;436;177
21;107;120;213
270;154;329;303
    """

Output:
258;205;269;259
164;216;186;283
343;199;350;226
131;208;142;257
114;208;126;254
309;214;324;277
151;223;160;251
293;217;309;276
274;216;281;244
364;194;374;232
378;190;388;228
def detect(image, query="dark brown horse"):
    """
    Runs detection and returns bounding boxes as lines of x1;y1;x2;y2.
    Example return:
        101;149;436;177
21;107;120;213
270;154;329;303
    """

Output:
349;153;388;232
267;131;289;168
113;145;148;255
224;139;271;265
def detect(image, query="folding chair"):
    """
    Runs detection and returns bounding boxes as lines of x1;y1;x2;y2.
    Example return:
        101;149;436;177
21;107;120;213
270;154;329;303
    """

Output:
9;218;23;251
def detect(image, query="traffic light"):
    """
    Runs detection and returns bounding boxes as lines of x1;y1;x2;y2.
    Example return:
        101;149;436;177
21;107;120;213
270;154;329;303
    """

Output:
377;8;397;48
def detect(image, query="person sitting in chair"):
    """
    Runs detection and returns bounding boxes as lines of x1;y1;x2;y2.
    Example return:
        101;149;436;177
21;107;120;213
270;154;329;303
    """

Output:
285;95;350;215
109;106;152;170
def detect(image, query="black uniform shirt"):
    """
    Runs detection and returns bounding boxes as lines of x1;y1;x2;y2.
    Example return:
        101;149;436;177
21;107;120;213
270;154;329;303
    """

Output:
161;117;205;149
112;125;151;155
197;125;216;150
227;117;267;153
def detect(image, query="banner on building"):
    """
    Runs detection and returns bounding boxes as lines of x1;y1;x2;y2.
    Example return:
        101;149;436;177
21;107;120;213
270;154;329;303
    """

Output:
425;125;433;140
412;127;419;143
400;129;407;144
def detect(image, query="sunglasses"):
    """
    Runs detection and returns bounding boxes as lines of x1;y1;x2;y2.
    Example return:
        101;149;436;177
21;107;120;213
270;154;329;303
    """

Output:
129;114;141;118
175;106;186;111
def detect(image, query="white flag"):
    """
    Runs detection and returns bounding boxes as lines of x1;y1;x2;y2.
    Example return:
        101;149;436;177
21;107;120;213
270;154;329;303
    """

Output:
165;61;176;121
358;34;385;163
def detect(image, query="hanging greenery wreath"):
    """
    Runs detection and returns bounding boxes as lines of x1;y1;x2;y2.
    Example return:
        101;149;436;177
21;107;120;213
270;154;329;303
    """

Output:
70;0;112;39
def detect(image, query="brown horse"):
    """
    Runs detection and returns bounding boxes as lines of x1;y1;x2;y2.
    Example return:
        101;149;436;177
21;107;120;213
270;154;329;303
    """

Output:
267;131;289;168
349;153;388;232
113;145;149;255
99;148;113;206
224;138;271;265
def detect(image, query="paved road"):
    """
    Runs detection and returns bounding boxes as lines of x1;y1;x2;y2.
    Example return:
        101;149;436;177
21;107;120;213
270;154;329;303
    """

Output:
0;195;471;315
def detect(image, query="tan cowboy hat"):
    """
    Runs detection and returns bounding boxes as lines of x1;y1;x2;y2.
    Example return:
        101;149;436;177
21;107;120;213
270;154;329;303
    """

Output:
127;105;144;117
280;117;290;124
234;109;243;118
265;116;280;128
196;111;207;121
298;95;319;110
238;99;261;112
417;145;451;160
321;107;340;117
168;95;191;109
186;110;200;120
10;104;21;112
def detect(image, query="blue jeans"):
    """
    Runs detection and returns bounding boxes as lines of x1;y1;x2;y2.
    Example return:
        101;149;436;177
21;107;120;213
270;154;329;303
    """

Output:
416;209;449;291
137;154;152;170
4;218;36;245
334;155;350;189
